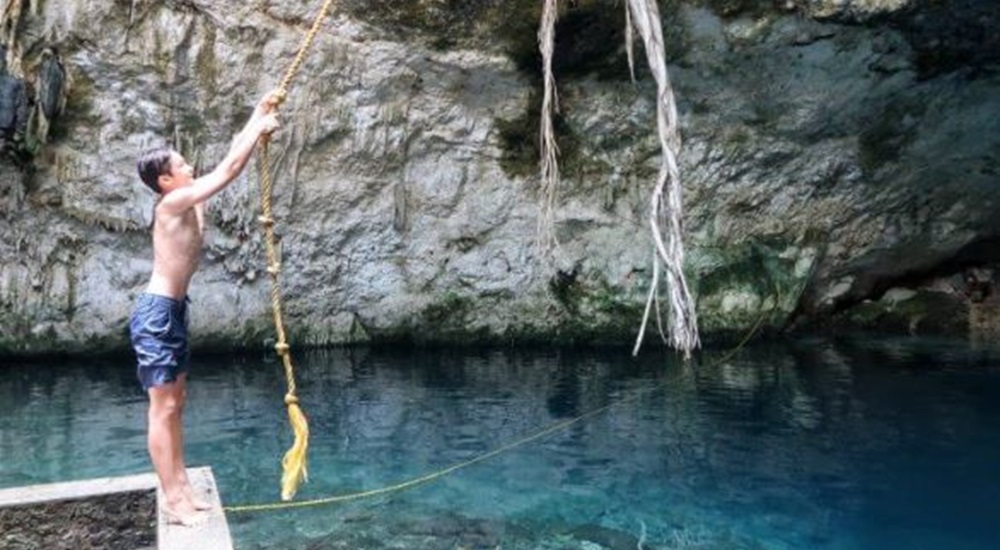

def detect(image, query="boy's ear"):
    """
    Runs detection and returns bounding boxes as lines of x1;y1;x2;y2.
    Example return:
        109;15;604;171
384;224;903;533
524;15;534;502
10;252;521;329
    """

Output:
157;173;172;190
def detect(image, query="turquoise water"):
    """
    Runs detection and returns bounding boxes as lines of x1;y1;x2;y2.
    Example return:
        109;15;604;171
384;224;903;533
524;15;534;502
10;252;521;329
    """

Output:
2;337;999;549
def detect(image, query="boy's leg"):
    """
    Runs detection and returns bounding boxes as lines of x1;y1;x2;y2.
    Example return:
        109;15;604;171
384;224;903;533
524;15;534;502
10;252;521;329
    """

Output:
148;374;204;524
170;377;211;510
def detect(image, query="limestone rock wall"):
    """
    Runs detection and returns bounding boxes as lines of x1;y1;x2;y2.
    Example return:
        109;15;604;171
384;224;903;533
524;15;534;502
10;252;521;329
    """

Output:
0;0;997;355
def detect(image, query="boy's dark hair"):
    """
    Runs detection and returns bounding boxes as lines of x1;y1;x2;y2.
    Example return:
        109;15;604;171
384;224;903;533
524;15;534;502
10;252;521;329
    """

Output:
136;147;172;194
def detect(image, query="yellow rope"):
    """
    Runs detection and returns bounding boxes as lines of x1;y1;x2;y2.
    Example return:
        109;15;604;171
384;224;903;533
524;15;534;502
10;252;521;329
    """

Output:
224;308;770;513
225;406;612;513
275;0;339;103
256;0;338;501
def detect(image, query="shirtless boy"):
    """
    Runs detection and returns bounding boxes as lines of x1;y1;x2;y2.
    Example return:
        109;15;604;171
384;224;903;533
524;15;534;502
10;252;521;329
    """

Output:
130;91;280;525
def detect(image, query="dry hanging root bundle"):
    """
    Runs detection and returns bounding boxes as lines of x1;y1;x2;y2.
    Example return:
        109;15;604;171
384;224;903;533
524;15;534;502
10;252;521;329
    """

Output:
536;0;561;253
625;0;700;357
535;0;700;357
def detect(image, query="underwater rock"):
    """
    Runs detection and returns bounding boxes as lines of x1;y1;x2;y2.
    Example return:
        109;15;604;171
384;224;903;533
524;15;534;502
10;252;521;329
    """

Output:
569;523;642;550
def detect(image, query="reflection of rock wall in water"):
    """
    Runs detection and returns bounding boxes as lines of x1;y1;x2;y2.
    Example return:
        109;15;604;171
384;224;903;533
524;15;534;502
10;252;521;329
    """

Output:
0;0;998;355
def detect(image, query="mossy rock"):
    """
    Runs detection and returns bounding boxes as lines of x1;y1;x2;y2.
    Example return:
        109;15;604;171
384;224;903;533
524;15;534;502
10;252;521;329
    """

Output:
543;268;648;344
835;289;969;335
693;239;813;333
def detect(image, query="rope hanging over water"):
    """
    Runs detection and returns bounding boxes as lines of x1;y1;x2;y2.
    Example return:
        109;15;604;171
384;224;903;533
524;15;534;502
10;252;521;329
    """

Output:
229;0;783;508
255;0;338;502
254;0;699;504
223;304;769;514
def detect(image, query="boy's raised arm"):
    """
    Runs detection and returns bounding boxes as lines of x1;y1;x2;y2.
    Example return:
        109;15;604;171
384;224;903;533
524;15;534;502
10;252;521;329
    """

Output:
160;91;281;214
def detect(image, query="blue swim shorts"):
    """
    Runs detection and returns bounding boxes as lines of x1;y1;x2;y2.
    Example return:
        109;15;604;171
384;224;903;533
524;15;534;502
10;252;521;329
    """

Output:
129;293;191;390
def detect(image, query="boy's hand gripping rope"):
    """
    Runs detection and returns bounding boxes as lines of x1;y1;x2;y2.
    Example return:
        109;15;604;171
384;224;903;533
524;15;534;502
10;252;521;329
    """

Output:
256;0;338;502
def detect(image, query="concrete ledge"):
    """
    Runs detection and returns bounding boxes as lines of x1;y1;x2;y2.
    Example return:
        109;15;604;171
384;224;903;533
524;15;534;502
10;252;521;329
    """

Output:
0;471;159;507
0;467;232;550
157;467;233;550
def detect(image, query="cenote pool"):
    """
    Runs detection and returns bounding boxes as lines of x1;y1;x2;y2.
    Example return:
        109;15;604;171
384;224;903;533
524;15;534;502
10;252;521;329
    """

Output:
2;337;999;549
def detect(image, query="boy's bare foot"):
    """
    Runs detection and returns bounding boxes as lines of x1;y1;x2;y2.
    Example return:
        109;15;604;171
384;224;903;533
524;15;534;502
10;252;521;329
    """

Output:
161;503;208;527
182;484;213;511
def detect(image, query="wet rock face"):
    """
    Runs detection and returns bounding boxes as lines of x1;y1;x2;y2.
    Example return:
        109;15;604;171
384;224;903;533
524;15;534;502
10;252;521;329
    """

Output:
0;46;30;166
0;0;998;355
892;0;1000;79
